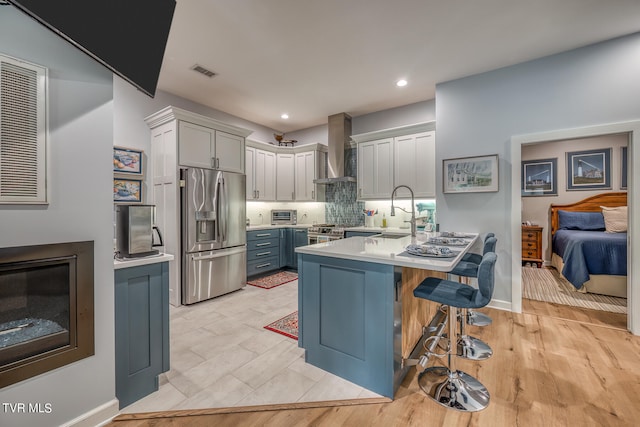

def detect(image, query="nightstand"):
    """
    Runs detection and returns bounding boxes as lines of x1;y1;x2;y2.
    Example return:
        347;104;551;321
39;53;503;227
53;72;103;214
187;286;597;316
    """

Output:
522;225;543;268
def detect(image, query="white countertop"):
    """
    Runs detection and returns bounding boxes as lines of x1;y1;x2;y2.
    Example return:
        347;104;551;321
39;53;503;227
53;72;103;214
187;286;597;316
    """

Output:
344;226;411;234
114;253;175;269
247;224;313;231
295;232;478;271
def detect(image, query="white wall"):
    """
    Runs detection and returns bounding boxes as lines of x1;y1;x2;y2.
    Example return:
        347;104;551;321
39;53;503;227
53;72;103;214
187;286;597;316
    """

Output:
0;7;116;427
435;32;640;305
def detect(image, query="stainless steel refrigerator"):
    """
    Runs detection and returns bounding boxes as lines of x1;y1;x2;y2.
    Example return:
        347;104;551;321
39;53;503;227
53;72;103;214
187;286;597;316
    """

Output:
181;168;246;304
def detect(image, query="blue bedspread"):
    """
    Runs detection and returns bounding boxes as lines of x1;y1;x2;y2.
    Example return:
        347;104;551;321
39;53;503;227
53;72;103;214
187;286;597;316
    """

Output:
553;230;627;289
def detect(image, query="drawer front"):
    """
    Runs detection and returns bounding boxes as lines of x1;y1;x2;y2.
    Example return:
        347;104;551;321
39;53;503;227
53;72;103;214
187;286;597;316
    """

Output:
522;231;539;242
522;249;540;259
247;237;279;251
247;256;279;275
522;240;538;251
247;229;279;241
248;247;279;261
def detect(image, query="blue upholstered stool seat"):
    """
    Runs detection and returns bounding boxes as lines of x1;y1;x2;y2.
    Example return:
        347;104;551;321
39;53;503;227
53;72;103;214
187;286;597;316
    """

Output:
451;236;496;278
414;277;485;309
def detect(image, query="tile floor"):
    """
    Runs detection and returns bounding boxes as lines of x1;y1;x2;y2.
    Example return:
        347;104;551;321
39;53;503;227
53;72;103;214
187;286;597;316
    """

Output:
120;278;380;414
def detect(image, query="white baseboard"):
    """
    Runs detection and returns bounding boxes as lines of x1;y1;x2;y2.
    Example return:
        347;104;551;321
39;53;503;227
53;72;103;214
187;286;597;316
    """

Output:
60;399;119;427
487;298;511;312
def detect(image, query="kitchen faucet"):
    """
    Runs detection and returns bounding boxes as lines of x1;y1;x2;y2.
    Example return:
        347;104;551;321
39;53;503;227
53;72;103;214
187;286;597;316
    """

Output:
390;185;416;237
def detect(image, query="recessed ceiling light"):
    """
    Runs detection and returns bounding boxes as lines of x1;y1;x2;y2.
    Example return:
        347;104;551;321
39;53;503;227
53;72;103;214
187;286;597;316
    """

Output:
396;79;408;87
281;113;289;119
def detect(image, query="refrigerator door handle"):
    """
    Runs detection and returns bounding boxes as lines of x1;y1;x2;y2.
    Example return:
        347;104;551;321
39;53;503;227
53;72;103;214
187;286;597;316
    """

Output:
190;246;246;261
217;176;227;243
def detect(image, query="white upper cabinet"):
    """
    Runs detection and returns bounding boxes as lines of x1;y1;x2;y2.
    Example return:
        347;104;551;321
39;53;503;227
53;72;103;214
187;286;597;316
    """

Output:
394;131;435;198
357;138;394;199
246;146;276;201
352;123;436;200
255;149;276;201
215;131;245;173
178;122;245;173
276;153;295;201
178;121;214;169
245;146;256;200
294;150;325;201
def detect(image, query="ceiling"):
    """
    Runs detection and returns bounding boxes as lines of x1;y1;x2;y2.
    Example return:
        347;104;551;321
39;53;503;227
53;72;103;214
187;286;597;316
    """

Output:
157;0;640;133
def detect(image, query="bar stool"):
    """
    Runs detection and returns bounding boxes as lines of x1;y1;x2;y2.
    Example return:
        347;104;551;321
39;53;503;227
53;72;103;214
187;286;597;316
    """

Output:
453;235;497;327
413;252;497;412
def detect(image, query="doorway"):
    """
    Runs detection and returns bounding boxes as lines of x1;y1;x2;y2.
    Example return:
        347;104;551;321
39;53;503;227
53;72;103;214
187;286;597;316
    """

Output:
511;121;640;335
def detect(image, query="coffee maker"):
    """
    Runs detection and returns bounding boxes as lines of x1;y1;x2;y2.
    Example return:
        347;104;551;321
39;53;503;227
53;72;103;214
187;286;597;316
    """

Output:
115;204;163;258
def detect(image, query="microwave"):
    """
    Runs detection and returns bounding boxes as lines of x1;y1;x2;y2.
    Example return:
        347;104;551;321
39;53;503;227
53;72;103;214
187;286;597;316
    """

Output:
271;209;297;225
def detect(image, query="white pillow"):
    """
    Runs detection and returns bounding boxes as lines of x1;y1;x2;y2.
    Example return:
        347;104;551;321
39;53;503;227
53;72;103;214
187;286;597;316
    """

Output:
601;206;627;233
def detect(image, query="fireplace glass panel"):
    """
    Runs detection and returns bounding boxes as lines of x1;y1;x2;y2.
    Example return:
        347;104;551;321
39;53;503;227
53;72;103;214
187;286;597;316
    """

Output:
0;260;73;366
0;241;92;389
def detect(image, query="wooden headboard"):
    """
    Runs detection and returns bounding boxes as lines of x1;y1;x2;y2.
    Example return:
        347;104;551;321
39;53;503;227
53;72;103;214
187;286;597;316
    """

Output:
550;192;627;235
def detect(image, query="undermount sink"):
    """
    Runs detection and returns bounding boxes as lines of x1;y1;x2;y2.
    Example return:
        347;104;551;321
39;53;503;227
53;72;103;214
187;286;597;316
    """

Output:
372;233;409;239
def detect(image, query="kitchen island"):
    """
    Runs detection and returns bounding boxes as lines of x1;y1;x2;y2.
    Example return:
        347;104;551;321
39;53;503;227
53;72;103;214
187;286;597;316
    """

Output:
295;232;477;398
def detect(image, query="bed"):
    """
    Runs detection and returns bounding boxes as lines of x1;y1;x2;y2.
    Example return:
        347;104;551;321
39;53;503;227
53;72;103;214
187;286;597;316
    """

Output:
549;192;628;298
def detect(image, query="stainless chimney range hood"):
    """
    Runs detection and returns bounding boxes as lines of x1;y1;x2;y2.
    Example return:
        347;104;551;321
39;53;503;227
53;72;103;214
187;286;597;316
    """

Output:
314;112;357;184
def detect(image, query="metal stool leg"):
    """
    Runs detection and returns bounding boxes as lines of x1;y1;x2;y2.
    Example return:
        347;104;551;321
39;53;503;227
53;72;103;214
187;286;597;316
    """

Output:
457;308;493;361
467;309;492;326
418;304;490;412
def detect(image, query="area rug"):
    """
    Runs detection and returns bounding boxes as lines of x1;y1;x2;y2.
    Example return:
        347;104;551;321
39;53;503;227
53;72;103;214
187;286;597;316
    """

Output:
247;271;298;289
522;266;627;314
264;311;298;340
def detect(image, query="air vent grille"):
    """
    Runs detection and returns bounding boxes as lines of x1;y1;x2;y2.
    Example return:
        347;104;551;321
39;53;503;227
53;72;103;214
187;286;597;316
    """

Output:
0;55;47;203
191;64;216;78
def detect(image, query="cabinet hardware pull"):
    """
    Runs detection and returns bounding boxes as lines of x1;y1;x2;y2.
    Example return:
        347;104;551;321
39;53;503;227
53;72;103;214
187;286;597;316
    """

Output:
296;230;305;233
216;158;220;169
257;190;260;198
256;233;271;237
256;252;271;256
312;190;315;199
256;263;271;268
255;242;271;247
527;233;533;237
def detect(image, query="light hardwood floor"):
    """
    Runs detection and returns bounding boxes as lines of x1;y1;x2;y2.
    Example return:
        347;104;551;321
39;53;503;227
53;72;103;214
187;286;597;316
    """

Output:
109;305;640;426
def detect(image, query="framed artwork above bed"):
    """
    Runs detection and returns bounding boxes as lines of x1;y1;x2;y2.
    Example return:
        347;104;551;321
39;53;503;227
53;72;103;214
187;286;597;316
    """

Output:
566;148;611;191
522;158;557;197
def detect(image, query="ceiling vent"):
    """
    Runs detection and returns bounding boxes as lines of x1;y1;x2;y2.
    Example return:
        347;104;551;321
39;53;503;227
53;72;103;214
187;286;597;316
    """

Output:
191;64;216;78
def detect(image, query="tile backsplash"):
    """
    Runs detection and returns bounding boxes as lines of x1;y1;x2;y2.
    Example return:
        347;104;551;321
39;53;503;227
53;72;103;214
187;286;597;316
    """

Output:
325;181;364;226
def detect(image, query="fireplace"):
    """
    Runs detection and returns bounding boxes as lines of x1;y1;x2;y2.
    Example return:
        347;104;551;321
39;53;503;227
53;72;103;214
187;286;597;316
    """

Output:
0;241;94;388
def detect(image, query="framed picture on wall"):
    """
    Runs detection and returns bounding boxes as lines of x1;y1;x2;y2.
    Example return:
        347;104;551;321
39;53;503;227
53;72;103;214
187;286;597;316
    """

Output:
443;154;499;193
566;148;611;191
113;177;142;203
522;158;557;196
113;146;143;174
621;146;628;190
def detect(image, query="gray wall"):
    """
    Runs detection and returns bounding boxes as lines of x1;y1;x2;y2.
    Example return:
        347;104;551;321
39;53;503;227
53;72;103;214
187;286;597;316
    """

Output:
435;32;640;304
0;7;116;426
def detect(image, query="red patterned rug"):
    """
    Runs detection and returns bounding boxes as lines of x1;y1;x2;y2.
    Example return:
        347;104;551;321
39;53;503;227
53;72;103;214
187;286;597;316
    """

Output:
247;271;298;289
264;311;298;340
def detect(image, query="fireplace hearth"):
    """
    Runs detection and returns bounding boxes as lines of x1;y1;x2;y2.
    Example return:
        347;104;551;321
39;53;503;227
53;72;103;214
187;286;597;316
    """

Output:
0;241;94;388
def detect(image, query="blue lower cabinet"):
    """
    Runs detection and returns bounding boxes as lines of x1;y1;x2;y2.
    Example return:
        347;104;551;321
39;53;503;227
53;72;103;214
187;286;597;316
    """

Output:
115;262;169;409
298;254;395;398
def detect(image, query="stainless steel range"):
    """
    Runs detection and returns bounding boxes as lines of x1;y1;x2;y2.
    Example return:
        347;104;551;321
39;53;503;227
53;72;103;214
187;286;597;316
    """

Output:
307;224;346;244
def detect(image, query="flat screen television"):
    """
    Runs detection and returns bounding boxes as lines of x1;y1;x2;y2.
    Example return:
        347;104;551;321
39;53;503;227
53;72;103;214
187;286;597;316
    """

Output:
7;0;176;97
